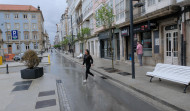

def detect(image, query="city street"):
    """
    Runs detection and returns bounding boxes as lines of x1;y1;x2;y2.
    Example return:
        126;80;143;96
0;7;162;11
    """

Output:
44;50;160;111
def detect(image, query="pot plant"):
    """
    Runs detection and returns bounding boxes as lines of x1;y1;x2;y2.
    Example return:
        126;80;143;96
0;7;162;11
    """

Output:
21;50;44;79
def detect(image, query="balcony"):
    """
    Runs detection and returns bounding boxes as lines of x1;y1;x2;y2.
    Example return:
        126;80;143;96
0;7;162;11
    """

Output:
76;14;83;25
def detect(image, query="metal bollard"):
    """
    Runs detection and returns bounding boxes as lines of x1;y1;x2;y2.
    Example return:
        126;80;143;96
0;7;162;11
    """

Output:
6;64;9;74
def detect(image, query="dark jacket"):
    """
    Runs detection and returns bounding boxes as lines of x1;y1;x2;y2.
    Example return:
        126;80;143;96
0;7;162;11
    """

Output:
83;54;93;67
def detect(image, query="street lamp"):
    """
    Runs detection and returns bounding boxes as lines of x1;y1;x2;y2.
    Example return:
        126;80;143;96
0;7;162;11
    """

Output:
63;15;74;58
130;0;144;79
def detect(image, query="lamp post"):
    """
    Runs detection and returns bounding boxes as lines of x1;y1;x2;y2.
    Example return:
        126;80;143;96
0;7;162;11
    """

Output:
130;0;144;79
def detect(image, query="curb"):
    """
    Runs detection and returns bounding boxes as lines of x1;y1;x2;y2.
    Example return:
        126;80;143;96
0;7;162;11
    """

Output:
56;50;186;111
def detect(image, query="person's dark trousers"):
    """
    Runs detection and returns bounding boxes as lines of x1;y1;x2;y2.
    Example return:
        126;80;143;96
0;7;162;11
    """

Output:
86;66;94;80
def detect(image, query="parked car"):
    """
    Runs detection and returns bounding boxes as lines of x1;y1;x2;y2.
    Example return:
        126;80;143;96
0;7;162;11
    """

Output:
13;53;24;61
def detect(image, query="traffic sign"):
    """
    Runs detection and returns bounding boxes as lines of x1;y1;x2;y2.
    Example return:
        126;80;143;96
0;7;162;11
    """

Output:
11;30;18;40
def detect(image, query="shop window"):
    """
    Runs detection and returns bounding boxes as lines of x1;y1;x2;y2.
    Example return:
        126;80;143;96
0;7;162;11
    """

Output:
141;32;152;56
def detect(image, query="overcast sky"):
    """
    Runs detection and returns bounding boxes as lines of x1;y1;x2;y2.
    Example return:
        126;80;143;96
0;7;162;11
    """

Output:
0;0;67;44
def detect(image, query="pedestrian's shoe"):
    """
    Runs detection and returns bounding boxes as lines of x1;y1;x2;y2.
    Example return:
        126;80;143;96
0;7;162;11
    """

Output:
83;80;87;83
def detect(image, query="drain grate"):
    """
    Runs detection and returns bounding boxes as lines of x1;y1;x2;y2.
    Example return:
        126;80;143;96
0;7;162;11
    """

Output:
56;80;71;111
101;76;108;79
118;72;131;76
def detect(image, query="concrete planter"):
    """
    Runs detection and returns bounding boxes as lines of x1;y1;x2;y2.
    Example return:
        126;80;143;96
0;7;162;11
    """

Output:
21;67;44;79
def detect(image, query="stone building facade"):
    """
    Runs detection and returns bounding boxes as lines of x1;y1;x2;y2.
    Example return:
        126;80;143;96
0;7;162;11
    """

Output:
0;4;46;55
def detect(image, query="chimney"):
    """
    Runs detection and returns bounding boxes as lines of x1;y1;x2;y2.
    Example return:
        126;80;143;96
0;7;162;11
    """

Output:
38;6;40;10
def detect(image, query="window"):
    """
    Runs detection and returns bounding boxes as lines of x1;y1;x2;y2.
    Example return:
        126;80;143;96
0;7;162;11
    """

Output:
14;14;19;19
6;32;12;41
26;45;30;50
17;45;20;50
24;32;29;40
34;44;38;49
32;14;36;19
24;23;29;29
33;33;38;40
115;0;125;22
23;14;28;19
15;23;20;29
141;32;152;56
148;0;155;6
6;23;11;30
5;14;10;19
32;24;37;30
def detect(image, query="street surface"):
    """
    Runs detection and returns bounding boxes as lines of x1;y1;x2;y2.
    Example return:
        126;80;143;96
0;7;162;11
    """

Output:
44;50;161;111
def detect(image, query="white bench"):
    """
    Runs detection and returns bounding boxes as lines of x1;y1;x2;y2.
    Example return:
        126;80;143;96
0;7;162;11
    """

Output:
146;63;190;93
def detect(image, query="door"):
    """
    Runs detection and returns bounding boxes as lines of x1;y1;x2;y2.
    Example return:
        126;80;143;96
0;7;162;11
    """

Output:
164;30;178;65
8;45;12;54
116;34;120;60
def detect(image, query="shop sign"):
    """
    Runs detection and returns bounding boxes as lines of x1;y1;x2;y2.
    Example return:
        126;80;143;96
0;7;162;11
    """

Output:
165;24;177;30
99;30;111;39
134;21;157;32
121;27;129;36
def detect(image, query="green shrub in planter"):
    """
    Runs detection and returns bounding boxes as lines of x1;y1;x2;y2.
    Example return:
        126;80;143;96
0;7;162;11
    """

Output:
21;50;44;79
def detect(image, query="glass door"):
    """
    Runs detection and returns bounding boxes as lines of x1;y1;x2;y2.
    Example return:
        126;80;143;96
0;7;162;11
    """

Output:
165;31;178;65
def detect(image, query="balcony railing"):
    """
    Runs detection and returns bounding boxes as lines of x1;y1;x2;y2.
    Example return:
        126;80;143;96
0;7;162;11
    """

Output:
76;14;83;25
125;7;146;22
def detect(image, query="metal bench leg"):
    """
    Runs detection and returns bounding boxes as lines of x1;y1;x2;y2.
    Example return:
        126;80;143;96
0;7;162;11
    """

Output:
184;85;189;93
150;77;153;82
159;78;161;81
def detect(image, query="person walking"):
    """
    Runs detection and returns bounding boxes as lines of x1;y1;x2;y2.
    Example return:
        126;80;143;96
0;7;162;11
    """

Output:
136;41;143;66
82;49;94;83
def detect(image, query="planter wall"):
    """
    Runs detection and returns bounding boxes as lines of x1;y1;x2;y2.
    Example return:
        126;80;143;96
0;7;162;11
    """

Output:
21;67;44;79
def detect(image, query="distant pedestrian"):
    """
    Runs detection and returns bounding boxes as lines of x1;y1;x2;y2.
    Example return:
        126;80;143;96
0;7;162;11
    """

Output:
82;49;94;83
136;41;143;66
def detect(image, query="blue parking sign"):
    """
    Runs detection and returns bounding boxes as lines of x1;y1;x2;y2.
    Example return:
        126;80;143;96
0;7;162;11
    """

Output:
11;30;18;40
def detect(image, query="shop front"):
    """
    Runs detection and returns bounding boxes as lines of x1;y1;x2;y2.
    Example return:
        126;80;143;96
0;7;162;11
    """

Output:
99;30;115;59
133;21;157;65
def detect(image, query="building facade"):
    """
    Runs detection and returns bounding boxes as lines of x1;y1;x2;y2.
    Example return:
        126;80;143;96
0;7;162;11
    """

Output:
60;0;190;66
0;4;46;55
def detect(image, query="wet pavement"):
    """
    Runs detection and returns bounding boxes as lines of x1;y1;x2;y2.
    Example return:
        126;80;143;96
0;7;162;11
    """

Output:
0;66;27;74
44;51;161;111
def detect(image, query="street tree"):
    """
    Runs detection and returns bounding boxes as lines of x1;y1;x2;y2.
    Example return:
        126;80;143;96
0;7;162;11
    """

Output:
77;27;91;49
95;3;115;69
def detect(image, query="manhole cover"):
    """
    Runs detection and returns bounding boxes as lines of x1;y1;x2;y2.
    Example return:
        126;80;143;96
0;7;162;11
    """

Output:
118;72;131;76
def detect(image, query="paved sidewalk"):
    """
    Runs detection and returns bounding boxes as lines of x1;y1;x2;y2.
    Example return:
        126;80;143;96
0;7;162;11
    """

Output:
0;72;60;111
57;50;190;111
0;53;51;68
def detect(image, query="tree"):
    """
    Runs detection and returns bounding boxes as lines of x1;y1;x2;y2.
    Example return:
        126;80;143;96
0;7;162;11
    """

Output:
77;27;91;42
95;3;115;69
53;44;61;49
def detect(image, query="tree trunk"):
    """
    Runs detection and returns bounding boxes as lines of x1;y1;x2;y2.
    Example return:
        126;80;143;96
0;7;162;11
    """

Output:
109;28;114;69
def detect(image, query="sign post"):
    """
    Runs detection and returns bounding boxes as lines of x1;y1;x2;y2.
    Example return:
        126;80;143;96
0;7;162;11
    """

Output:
11;30;21;59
